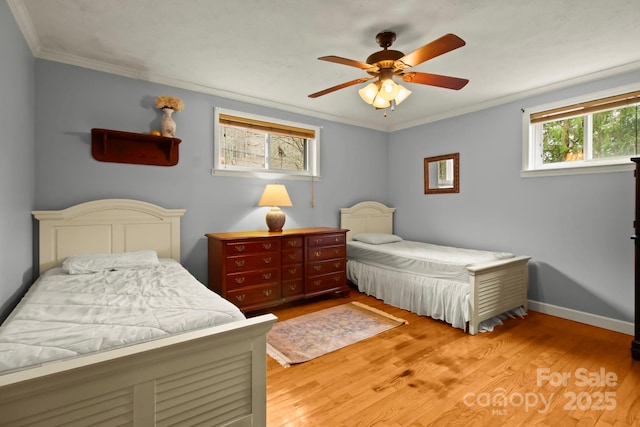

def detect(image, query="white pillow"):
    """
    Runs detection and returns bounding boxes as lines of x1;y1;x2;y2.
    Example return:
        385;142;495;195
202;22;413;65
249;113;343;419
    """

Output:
352;233;403;245
62;250;160;274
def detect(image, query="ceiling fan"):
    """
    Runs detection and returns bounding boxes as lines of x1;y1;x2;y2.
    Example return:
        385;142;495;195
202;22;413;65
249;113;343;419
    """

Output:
308;31;469;110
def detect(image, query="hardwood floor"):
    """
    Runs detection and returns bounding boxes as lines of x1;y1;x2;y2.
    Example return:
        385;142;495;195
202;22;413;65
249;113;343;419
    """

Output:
262;291;640;426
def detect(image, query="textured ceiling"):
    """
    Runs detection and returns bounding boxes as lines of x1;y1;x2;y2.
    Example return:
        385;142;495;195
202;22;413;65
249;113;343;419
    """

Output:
9;0;640;131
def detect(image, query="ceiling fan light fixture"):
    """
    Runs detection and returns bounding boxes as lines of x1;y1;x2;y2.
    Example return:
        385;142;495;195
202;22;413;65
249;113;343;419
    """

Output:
358;82;379;104
379;78;400;101
372;94;391;109
309;31;467;114
394;85;412;105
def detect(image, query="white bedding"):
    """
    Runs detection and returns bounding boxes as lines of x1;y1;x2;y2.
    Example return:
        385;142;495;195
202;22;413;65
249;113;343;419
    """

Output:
346;240;521;331
0;259;245;374
347;240;514;282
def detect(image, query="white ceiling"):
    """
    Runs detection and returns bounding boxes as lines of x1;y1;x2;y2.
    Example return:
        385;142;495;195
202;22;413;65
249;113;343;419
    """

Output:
9;0;640;132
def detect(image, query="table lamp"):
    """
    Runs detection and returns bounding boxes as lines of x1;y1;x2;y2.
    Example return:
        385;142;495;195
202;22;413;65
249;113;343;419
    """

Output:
258;184;293;232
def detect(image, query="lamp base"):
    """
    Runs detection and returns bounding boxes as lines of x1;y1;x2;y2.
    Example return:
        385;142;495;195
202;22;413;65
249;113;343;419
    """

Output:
265;206;286;232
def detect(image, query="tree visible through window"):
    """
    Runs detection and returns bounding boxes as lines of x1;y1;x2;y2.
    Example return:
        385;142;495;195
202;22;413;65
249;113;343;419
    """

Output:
214;108;320;178
541;105;638;164
524;87;640;174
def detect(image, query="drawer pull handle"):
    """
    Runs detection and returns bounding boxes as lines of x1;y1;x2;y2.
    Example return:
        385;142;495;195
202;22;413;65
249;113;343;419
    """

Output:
314;238;322;244
335;237;340;242
288;268;297;274
334;262;342;268
263;243;272;250
313;280;321;287
263;257;272;264
314;265;322;271
335;249;341;255
314;251;322;258
287;240;298;247
235;294;246;302
289;283;297;290
289;253;297;260
263;289;272;297
235;259;245;267
235;277;245;284
333;276;340;282
234;245;245;252
262;273;272;279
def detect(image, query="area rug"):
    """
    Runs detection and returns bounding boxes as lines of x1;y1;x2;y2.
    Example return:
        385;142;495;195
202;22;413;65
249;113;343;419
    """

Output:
267;301;408;368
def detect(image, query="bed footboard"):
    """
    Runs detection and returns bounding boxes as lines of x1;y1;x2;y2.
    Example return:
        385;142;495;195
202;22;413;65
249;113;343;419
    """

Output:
0;314;277;427
467;256;530;335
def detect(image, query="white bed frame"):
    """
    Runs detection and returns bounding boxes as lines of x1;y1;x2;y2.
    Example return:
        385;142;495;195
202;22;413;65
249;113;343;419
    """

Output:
0;199;277;426
340;201;530;335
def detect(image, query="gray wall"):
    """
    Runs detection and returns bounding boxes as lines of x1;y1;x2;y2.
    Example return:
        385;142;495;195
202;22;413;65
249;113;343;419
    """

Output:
33;60;389;284
0;1;36;316
389;70;640;323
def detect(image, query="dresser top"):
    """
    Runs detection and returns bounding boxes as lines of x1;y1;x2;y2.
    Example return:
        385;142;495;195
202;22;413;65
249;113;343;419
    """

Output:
205;227;348;240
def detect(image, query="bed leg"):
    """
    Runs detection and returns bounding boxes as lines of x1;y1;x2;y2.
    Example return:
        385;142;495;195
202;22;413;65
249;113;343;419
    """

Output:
468;323;478;335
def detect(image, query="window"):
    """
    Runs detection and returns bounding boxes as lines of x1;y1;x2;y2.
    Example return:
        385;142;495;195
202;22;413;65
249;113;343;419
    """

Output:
213;108;320;179
522;85;640;176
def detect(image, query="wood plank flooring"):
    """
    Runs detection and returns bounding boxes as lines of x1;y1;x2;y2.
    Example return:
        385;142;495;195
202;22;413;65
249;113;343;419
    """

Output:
262;291;640;426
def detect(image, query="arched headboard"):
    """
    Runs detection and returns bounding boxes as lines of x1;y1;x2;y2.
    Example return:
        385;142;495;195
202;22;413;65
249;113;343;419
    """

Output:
339;201;396;241
32;199;186;274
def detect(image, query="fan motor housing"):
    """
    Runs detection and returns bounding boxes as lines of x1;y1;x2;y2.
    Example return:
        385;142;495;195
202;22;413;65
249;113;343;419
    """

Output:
366;50;404;72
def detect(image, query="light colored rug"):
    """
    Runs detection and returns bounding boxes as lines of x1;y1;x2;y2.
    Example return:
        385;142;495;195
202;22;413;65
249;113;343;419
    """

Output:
267;301;408;368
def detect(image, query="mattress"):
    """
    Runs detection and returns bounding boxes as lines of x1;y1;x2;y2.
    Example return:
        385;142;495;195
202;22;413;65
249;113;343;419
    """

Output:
0;259;245;374
347;240;514;283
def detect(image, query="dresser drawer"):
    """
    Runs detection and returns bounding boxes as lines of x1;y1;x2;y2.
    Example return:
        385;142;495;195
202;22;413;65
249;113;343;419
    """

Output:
308;245;345;262
282;236;303;249
282;279;304;297
282;248;303;265
227;283;281;307
308;258;345;277
225;239;280;255
306;272;346;294
225;268;280;290
282;263;303;280
225;253;280;273
307;233;345;247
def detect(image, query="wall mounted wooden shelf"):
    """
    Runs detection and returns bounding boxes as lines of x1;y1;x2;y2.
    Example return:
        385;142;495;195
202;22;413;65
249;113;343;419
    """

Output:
91;128;181;166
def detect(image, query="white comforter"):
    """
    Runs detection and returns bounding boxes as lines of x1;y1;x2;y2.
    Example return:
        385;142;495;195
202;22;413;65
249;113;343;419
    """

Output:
347;240;513;282
0;260;245;373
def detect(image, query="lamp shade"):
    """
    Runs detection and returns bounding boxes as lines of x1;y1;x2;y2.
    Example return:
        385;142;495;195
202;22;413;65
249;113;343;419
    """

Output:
258;184;292;207
378;78;400;101
358;82;379;104
372;94;391;109
394;85;412;105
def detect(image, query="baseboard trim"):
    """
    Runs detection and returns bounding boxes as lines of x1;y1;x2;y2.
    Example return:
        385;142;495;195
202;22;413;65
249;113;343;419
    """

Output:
528;300;634;336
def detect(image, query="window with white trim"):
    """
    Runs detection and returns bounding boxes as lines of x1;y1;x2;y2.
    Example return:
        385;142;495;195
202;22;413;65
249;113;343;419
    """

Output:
213;108;320;179
522;86;640;176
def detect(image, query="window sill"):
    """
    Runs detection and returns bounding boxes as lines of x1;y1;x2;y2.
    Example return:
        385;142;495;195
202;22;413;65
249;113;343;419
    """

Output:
211;168;321;181
521;161;634;178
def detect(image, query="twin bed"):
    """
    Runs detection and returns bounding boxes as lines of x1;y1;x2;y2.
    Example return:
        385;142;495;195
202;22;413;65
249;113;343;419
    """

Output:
340;201;530;334
0;199;276;427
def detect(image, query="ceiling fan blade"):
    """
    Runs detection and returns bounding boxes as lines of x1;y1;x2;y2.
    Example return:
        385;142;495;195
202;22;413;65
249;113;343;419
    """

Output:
401;72;469;90
308;77;374;98
318;56;379;72
395;33;466;70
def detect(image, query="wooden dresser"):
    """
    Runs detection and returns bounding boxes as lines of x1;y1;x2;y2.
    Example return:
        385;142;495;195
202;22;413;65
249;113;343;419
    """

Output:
206;227;349;311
